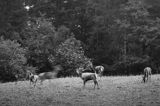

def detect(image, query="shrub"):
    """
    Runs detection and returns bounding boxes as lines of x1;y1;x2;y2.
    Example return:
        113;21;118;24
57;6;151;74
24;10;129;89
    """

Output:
51;36;90;77
0;38;27;82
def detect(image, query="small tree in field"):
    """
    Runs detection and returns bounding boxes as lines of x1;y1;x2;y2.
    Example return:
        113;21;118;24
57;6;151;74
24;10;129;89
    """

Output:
0;38;27;81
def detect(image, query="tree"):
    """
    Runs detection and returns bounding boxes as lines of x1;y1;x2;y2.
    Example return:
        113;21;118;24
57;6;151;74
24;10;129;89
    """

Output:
53;36;90;76
0;38;27;81
0;0;27;40
22;17;56;73
21;16;71;73
112;0;160;74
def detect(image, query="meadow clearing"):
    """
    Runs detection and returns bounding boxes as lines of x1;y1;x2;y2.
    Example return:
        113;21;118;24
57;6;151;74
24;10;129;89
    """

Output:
0;75;160;106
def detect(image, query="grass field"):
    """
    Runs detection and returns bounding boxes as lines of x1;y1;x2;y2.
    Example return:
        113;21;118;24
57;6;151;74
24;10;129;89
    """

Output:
0;75;160;106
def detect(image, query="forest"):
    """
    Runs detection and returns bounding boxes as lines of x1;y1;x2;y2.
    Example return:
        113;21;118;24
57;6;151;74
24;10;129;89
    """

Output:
0;0;160;81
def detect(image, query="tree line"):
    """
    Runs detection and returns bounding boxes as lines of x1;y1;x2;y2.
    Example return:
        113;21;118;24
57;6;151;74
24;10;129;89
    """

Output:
0;0;160;82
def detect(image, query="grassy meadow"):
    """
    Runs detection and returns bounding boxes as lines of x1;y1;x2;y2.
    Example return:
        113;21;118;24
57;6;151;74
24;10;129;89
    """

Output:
0;75;160;106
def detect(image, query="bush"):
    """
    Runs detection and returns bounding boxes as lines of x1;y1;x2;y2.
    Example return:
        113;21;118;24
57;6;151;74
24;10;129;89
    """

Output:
51;36;90;77
0;38;27;82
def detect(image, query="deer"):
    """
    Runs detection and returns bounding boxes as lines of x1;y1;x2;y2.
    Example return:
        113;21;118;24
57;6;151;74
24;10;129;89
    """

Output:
38;71;58;84
76;67;99;89
142;67;152;83
27;71;39;87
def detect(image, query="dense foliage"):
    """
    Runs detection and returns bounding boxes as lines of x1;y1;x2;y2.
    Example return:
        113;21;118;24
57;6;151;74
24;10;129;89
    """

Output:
1;0;160;81
0;38;27;81
54;36;90;76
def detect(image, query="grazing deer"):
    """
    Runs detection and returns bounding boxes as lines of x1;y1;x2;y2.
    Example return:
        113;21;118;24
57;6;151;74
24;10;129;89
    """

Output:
76;67;99;89
95;66;104;79
142;67;152;83
38;71;58;84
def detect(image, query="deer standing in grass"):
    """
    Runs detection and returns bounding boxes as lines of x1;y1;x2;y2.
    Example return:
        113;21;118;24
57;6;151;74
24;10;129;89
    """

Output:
143;67;152;83
27;71;39;87
76;67;99;89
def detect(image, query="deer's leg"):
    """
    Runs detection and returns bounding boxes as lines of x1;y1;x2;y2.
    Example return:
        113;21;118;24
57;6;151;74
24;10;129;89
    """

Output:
149;74;151;82
94;80;99;89
34;79;37;88
40;79;44;85
83;80;86;89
